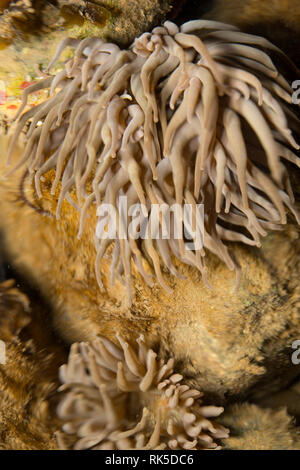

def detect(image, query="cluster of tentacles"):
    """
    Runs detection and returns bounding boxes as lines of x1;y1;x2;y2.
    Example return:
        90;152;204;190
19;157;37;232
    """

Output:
56;334;229;450
7;19;300;302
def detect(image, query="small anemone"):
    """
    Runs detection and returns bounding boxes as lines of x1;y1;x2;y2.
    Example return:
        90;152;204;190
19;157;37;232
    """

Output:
56;334;229;450
6;19;300;303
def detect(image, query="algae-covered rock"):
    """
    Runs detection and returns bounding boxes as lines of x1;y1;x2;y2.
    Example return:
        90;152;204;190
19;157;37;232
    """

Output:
0;279;66;449
220;403;300;450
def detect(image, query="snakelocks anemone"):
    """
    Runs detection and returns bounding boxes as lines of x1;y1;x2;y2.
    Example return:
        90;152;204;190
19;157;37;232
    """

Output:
6;19;300;303
56;334;229;450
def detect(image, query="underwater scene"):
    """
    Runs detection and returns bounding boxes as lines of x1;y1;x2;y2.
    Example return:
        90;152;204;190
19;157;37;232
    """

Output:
0;0;300;453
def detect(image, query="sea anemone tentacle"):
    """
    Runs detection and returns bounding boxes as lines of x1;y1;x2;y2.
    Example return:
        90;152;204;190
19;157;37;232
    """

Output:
56;334;229;450
7;19;300;303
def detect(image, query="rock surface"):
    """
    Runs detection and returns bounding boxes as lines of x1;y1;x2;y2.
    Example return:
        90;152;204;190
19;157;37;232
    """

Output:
0;279;66;449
